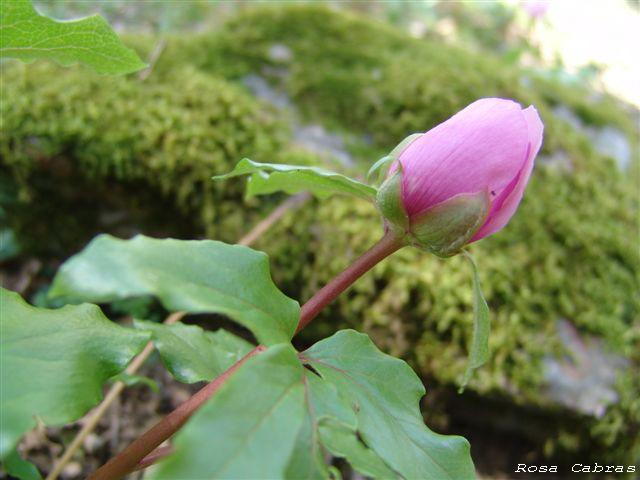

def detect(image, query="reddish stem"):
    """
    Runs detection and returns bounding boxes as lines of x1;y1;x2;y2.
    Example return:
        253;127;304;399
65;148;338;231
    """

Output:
88;346;265;480
134;445;173;471
89;231;403;479
296;230;403;334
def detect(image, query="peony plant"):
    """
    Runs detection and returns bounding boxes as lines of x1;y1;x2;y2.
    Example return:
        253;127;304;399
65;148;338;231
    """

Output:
3;97;541;479
0;8;544;474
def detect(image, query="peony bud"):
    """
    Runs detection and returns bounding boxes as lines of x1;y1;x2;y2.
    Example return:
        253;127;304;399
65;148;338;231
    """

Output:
523;0;550;20
377;98;543;257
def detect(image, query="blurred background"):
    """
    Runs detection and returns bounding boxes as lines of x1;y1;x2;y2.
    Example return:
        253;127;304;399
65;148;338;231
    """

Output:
1;1;638;478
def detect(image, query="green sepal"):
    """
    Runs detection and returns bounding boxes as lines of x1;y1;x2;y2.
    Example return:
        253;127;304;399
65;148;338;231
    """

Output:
367;133;421;185
459;251;491;391
366;155;393;184
375;166;409;233
409;191;490;257
388;133;422;158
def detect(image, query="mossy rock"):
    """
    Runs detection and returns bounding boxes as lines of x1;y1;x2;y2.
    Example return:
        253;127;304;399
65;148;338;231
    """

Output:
141;4;636;155
0;62;289;255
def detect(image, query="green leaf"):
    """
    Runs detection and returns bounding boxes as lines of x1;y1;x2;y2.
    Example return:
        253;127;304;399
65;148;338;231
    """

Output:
213;158;377;201
133;319;253;383
285;370;358;480
48;234;299;346
110;372;159;393
289;368;398;480
4;449;42;480
145;340;396;479
0;0;146;75
147;345;307;479
303;330;476;480
319;420;397;479
0;288;149;459
459;251;491;391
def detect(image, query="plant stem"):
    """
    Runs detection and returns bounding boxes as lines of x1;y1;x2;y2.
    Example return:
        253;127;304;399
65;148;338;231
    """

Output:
46;311;184;480
88;346;265;480
296;230;403;334
89;230;403;479
134;445;173;471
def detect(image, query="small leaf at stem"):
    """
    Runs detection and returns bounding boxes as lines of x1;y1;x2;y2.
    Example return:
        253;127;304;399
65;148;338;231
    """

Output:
459;250;491;391
0;288;149;459
0;0;147;74
213;158;377;201
133;319;253;384
49;234;299;346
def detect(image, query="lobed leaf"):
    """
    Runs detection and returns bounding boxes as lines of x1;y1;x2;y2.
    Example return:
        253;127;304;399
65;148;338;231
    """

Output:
48;234;300;346
148;342;395;480
0;288;149;459
303;330;476;480
147;330;469;479
213;158;377;200
134;319;253;384
0;0;146;74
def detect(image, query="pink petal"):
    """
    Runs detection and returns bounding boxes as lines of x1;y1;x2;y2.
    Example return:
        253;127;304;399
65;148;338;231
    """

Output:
524;0;550;19
471;105;544;241
397;98;530;218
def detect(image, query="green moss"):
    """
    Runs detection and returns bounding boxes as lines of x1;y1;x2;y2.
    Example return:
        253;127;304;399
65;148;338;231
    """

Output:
530;75;638;138
147;6;517;145
146;4;635;158
0;62;290;254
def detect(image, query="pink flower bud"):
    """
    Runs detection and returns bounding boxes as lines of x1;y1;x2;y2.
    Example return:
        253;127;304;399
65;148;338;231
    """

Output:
377;98;543;256
523;0;550;20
